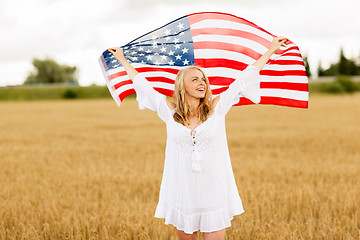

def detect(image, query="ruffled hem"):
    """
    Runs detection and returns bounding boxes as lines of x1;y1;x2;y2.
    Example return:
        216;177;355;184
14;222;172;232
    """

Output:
154;201;245;234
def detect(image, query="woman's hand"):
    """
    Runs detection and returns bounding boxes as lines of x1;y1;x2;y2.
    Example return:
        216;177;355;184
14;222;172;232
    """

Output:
269;36;288;53
251;36;288;71
108;47;125;61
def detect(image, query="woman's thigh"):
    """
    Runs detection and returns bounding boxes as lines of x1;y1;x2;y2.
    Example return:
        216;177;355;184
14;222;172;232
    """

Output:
203;229;225;240
175;228;199;240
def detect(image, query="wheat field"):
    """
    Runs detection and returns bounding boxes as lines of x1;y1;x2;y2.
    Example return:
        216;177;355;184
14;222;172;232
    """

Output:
0;94;359;240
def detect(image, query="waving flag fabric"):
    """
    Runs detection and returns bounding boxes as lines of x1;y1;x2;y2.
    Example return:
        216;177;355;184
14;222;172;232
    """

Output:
99;12;309;108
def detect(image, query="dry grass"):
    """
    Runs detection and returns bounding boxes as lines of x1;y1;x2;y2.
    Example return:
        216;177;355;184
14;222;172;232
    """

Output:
0;94;359;240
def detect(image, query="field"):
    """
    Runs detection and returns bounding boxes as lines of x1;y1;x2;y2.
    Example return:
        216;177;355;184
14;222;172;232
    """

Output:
0;94;359;239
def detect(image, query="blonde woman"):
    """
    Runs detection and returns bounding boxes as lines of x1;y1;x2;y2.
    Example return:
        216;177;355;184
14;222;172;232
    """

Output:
108;36;287;240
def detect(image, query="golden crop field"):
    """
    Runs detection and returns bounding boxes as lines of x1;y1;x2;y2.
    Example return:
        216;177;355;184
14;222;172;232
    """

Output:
0;94;359;240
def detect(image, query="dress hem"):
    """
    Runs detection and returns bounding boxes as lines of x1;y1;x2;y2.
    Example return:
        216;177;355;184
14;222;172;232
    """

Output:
154;203;245;234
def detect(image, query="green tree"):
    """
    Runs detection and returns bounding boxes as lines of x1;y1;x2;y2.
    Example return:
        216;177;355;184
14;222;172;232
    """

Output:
319;48;360;76
303;55;311;77
24;58;78;85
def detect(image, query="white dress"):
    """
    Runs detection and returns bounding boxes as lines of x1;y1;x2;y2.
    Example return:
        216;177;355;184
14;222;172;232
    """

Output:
132;65;261;234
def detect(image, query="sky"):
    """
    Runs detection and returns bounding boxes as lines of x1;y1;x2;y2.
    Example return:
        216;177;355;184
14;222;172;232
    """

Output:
0;0;359;87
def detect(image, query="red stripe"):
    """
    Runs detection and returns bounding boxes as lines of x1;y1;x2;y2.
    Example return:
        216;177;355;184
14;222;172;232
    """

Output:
191;28;271;48
154;88;174;97
267;60;305;66
234;96;308;108
195;58;249;70
119;88;135;102
208;76;234;85
187;12;280;40
260;82;308;91
109;67;179;80
194;41;262;60
109;71;127;80
146;77;175;84
114;79;133;90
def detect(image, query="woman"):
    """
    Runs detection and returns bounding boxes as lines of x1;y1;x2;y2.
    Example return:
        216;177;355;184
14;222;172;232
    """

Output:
108;36;288;240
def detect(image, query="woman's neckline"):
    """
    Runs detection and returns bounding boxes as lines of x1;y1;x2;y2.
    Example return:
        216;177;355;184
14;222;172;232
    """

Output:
171;102;219;134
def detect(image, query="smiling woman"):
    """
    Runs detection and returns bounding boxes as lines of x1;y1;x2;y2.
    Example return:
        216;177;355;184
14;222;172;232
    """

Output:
107;36;285;239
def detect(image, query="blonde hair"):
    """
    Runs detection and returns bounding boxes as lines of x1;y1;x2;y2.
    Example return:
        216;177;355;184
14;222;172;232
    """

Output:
172;66;213;126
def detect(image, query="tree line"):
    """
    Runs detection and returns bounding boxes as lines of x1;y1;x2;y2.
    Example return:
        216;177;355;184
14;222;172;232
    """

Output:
23;48;360;85
303;47;360;78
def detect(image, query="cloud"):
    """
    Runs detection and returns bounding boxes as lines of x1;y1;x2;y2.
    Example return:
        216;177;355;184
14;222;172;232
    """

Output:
0;0;359;86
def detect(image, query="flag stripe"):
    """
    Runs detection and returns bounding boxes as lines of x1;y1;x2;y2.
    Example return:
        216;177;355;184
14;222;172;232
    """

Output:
99;12;309;109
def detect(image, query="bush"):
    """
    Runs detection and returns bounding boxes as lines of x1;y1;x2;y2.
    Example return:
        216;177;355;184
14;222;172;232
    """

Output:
336;75;358;93
323;81;346;93
62;89;77;99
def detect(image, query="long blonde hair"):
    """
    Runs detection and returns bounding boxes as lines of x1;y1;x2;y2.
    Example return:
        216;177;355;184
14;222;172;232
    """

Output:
172;66;213;126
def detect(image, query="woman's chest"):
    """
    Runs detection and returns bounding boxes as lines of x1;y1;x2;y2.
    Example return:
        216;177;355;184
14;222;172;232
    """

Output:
167;113;223;154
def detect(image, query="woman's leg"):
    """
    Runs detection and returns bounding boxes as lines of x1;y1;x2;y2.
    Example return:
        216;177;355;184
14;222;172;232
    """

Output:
175;228;199;240
203;229;225;240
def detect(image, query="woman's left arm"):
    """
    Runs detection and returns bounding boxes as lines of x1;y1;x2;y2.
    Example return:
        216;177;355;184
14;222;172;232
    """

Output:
251;36;288;71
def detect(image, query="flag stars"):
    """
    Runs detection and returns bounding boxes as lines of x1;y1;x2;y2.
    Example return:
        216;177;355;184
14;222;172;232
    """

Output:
168;50;174;56
164;29;171;35
182;48;189;54
154;60;160;65
160;46;167;52
175;44;181;49
175;54;182;60
174;38;180;44
139;47;144;51
177;22;184;30
145;49;152;53
146;55;153;61
165;36;171;41
183;59;190;65
161;55;167;61
168;60;175;65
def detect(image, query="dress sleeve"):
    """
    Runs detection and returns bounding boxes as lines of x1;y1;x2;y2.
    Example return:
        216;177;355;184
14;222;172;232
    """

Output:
132;72;172;122
216;65;261;116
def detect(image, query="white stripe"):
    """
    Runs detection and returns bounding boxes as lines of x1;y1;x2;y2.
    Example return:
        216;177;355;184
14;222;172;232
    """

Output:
194;49;306;71
193;34;268;53
111;77;224;93
191;19;273;42
262;64;306;71
202;67;307;83
194;49;255;65
260;89;309;101
259;75;308;84
107;63;186;76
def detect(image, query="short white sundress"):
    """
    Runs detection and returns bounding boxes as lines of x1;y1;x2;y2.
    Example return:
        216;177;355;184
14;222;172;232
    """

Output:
132;65;261;234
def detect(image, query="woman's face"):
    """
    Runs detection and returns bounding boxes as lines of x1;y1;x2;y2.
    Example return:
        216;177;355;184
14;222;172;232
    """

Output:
183;68;207;99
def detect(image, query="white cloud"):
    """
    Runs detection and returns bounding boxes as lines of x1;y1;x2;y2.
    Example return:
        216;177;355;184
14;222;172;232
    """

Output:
0;0;359;86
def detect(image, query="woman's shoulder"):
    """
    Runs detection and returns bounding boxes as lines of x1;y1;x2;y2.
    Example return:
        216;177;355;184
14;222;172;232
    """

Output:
212;95;220;109
166;99;176;110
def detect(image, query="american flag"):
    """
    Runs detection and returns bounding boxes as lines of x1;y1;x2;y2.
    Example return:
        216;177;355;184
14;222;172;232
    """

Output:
99;12;309;108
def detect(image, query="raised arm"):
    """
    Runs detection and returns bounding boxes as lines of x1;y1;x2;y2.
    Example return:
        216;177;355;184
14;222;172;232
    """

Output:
108;47;175;112
213;36;288;115
108;47;138;80
251;36;288;71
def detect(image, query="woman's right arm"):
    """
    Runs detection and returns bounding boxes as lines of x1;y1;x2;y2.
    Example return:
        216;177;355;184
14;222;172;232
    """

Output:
108;47;175;119
108;47;139;80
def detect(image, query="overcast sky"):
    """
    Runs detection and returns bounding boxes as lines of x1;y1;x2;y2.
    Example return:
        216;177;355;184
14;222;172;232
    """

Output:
0;0;359;87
